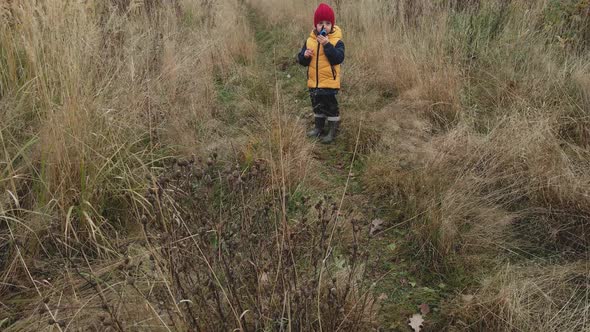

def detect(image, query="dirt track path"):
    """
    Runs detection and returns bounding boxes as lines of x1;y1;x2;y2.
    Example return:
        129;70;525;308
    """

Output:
242;7;447;331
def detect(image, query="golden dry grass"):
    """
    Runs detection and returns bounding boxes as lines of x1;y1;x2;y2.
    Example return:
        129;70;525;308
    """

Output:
2;0;590;330
446;262;590;331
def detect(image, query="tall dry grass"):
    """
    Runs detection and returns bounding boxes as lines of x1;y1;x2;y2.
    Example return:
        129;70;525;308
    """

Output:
359;1;590;329
0;0;256;328
446;262;590;331
350;0;590;254
2;0;589;329
0;0;252;257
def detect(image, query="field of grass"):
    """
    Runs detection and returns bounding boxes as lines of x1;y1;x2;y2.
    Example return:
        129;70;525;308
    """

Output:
1;0;589;331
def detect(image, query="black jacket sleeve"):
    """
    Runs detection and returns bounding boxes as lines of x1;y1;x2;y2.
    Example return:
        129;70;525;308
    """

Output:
296;41;311;66
323;40;345;65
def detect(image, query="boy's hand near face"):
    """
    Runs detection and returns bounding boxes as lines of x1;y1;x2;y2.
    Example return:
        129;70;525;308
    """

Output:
304;48;315;58
316;35;329;45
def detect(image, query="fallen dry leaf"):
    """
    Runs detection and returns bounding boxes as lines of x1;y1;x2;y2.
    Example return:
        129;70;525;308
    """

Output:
462;294;474;303
259;272;269;288
418;303;430;315
408;313;424;332
378;293;388;301
369;219;384;236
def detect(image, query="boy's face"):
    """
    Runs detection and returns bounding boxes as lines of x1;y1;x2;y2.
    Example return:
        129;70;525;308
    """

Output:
315;21;332;34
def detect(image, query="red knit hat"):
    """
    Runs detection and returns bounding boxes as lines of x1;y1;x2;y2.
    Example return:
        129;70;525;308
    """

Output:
314;3;335;26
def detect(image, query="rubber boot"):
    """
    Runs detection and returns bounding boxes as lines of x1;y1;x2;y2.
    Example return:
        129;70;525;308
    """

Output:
307;117;325;138
320;120;339;144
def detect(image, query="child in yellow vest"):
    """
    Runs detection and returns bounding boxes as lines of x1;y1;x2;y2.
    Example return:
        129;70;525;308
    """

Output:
296;3;345;144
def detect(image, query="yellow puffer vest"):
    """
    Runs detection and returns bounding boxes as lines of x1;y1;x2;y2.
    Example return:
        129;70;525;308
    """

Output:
306;25;342;89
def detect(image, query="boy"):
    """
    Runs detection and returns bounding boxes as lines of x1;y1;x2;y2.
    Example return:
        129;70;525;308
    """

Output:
296;3;345;144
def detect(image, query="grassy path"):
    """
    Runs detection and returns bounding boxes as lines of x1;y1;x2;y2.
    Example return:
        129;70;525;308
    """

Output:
223;6;453;330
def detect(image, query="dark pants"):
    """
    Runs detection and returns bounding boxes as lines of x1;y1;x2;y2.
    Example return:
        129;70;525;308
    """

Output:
310;93;340;121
